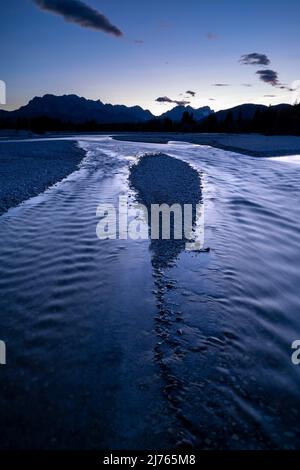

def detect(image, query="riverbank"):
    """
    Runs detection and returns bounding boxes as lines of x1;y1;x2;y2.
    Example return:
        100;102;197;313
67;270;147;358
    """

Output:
0;140;85;215
113;132;300;157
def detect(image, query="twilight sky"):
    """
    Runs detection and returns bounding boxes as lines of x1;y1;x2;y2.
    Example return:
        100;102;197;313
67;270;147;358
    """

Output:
1;0;300;114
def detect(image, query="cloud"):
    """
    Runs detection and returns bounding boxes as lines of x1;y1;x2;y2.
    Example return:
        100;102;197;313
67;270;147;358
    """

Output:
155;96;190;106
186;90;196;97
240;53;270;66
279;85;294;92
212;83;230;87
32;0;123;37
240;52;291;90
256;69;279;86
206;32;218;40
156;96;174;103
176;100;190;106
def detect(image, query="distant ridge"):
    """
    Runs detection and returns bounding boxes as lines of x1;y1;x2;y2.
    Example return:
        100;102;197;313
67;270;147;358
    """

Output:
159;105;213;122
0;95;296;135
0;94;154;124
213;103;291;122
0;94;213;124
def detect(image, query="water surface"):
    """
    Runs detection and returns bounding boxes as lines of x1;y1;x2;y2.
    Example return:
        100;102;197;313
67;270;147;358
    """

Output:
0;136;300;449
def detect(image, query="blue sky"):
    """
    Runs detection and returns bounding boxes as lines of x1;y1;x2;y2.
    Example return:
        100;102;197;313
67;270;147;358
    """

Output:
1;0;300;114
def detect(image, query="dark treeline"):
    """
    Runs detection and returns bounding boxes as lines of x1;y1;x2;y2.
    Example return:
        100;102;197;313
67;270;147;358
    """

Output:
200;104;300;135
1;104;300;135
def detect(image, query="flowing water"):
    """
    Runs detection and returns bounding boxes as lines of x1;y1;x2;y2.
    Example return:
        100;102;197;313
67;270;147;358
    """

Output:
0;136;300;450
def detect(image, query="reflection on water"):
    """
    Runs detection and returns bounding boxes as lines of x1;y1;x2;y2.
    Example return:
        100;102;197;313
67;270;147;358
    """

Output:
0;136;300;450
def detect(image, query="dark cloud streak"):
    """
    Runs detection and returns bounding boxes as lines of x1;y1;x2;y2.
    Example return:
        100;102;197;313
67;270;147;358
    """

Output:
279;85;294;92
156;96;190;106
186;90;196;97
256;69;279;86
32;0;123;37
240;53;270;66
206;32;218;40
